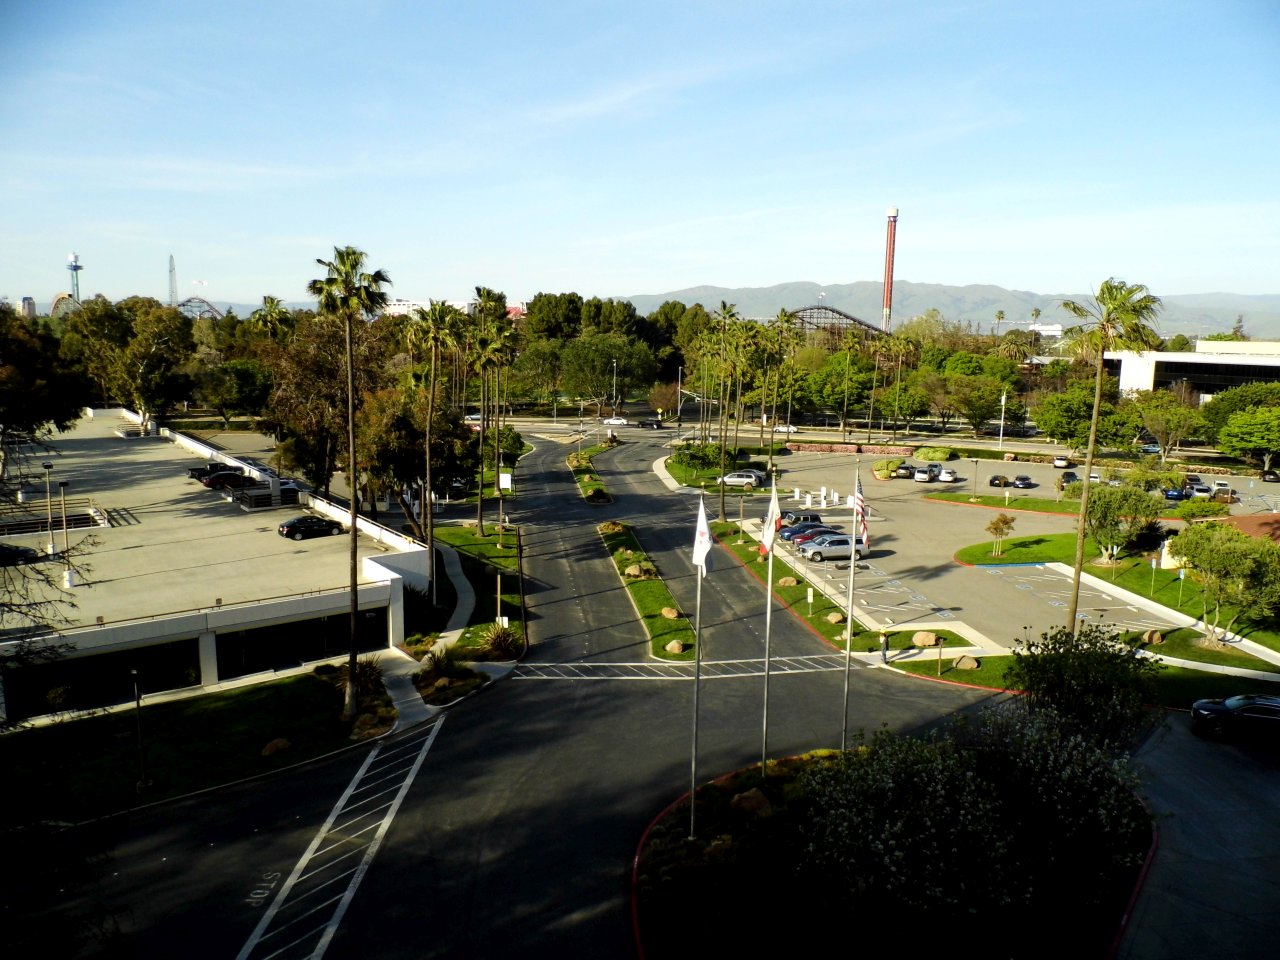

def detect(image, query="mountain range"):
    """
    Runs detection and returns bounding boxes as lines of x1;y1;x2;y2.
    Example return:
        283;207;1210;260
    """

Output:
623;281;1280;339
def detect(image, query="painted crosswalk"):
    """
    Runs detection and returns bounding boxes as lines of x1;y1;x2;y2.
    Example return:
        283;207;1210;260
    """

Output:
513;653;863;681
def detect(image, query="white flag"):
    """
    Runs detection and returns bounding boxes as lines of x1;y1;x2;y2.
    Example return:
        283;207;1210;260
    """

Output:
761;483;781;554
692;498;712;576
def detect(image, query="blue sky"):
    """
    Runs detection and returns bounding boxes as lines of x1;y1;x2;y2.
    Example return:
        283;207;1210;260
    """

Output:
2;0;1277;308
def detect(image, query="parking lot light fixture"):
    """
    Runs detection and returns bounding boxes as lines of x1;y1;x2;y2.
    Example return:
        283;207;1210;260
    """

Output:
970;458;980;502
42;461;55;554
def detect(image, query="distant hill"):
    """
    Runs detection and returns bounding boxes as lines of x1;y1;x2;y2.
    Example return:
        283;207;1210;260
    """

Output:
622;281;1280;339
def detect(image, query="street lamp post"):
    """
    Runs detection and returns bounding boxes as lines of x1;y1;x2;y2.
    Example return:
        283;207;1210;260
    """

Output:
997;390;1008;451
612;359;618;417
58;480;73;588
42;462;55;555
970;458;980;502
131;668;148;792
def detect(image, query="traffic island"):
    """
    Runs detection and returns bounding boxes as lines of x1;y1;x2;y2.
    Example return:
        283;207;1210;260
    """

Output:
597;521;695;660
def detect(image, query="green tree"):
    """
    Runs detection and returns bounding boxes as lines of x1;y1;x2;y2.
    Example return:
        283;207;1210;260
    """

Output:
1216;407;1280;471
1083;485;1162;561
307;245;391;722
1199;382;1280;443
1129;389;1202;462
1165;333;1193;352
115;304;195;426
1059;279;1163;629
1004;623;1161;749
986;513;1015;557
948;374;1006;432
1170;522;1280;640
0;305;84;474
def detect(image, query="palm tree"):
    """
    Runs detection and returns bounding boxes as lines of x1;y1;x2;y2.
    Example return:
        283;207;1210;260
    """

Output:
246;295;292;341
308;246;391;721
404;300;461;605
468;287;513;534
713;301;740;520
1059;278;1162;630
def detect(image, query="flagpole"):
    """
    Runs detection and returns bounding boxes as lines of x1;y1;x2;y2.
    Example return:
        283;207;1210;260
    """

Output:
762;545;773;770
689;560;702;839
841;459;862;752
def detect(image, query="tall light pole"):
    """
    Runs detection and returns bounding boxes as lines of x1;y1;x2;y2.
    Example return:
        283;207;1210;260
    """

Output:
58;480;73;587
612;359;618;417
677;365;683;426
997;390;1008;451
970;458;980;502
42;462;55;555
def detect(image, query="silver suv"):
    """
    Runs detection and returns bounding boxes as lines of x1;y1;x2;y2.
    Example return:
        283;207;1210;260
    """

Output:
717;470;767;490
797;533;866;562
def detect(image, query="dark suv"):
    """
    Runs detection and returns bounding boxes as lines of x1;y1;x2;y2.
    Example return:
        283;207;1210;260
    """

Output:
1190;694;1280;738
639;418;664;429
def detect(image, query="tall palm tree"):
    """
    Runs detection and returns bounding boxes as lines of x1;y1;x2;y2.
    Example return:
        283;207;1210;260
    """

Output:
713;301;740;520
308;246;391;721
1060;278;1162;630
469;287;512;534
404;300;461;605
246;295;292;341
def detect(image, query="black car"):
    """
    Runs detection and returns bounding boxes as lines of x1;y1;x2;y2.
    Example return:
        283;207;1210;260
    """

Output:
0;542;40;566
278;515;344;540
639;419;664;429
204;471;259;490
894;463;916;479
1262;470;1279;483
988;474;1010;487
1061;471;1080;485
1190;694;1280;738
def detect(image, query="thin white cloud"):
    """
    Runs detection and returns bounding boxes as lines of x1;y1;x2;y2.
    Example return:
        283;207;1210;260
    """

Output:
526;63;729;126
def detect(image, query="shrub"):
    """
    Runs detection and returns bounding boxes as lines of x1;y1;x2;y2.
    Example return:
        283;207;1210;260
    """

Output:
481;622;522;659
337;657;384;702
872;458;901;479
1176;499;1231;521
669;442;724;470
915;446;954;461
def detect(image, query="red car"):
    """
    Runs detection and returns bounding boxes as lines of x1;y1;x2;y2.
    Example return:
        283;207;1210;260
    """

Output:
788;526;839;546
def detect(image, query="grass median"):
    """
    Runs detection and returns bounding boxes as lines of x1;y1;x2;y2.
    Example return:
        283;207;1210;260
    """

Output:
598;521;695;660
569;439;616;503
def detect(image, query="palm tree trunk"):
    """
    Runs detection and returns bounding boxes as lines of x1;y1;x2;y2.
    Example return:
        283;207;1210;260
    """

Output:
344;310;359;721
476;370;486;536
1065;350;1106;632
425;344;437;606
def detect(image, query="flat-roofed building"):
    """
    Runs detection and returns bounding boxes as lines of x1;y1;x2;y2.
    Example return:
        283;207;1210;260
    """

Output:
1106;340;1280;400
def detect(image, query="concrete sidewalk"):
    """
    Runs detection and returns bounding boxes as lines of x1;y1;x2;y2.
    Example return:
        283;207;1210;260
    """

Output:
385;543;475;732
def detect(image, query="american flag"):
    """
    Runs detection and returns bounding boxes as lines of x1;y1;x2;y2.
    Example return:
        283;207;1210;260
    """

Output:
855;478;869;549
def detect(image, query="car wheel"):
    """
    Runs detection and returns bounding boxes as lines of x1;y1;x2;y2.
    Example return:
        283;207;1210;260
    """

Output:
292;532;304;541
330;526;342;535
743;482;754;491
810;552;823;562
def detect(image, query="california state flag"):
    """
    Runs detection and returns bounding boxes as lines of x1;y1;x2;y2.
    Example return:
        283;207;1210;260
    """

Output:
761;484;781;554
692;498;712;576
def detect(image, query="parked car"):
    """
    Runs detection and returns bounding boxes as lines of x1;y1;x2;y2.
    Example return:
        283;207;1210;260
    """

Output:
1190;693;1280;738
938;467;957;482
781;510;822;526
913;467;934;483
926;463;942;478
779;521;830;542
463;413;482;422
0;542;40;566
187;463;242;481
798;533;866;562
894;463;917;479
1262;470;1279;483
639;418;664;429
1052;455;1072;468
788;526;839;546
1189;484;1213;499
1061;471;1080;485
204;471;259;490
1163;487;1189;501
773;424;798;434
1088;472;1101;483
718;470;767;490
1139;443;1161;455
1184;474;1203;486
988;474;1010;487
602;416;628;426
1012;475;1034;489
1213;487;1236;504
1213;479;1232;492
278;515;344;540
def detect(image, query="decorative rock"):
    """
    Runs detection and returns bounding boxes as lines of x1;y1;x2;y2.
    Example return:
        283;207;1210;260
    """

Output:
261;737;291;757
624;564;643;578
661;607;680;619
1142;629;1165;645
826;612;845;625
955;655;981;670
778;576;799;587
730;787;772;818
1003;453;1017;462
913;631;940;647
664;639;685;654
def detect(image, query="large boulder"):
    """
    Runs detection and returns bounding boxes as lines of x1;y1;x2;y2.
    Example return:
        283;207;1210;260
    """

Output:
664;639;686;654
955;655;981;670
624;564;644;578
261;737;291;757
661;607;680;619
913;631;940;647
826;612;845;625
730;787;772;818
778;576;799;587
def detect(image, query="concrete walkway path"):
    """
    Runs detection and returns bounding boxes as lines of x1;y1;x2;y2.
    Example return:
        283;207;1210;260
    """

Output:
385;542;475;732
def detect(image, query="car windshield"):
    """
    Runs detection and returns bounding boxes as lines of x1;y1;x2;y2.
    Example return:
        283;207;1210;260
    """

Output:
1224;695;1256;710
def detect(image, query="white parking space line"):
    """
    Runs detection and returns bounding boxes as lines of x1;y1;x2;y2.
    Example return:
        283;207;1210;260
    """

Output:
235;720;444;960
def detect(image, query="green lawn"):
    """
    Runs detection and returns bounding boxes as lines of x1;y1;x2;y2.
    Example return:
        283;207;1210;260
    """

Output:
432;524;523;632
0;674;367;823
568;440;615;502
928;491;1084;514
954;532;1098;566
